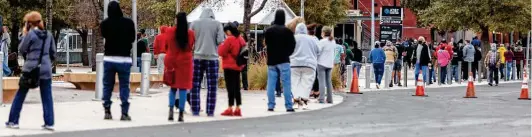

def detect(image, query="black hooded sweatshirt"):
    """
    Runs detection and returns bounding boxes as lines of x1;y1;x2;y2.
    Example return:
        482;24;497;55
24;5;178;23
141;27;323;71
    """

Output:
352;43;363;62
264;10;296;65
100;1;136;57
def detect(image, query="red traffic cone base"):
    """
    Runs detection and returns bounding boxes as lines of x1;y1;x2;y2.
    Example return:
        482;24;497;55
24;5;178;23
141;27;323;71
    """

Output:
348;69;362;94
464;72;477;98
518;69;530;100
412;71;428;97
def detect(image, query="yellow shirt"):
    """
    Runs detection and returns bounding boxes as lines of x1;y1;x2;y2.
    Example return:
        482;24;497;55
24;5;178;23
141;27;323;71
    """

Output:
497;47;507;63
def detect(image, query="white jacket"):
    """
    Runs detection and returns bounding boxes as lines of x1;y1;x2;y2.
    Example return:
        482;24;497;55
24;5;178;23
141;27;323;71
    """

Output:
317;37;337;68
290;23;320;70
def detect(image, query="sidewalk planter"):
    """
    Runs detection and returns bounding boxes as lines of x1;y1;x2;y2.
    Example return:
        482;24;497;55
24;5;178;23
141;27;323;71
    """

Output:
63;72;163;92
2;77;20;104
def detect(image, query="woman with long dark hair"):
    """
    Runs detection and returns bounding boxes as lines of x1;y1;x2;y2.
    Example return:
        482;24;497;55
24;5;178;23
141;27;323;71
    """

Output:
219;22;246;116
163;12;195;122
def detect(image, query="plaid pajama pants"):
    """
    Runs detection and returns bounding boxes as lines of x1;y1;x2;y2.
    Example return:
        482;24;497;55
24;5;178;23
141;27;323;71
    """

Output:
191;59;219;116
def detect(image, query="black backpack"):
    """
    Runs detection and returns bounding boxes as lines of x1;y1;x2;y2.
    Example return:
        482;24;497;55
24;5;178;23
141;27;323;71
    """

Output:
236;41;249;66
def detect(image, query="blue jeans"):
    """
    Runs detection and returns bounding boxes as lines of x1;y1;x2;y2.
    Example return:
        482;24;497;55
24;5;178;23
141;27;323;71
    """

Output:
137;57;142;72
451;65;459;82
414;63;429;83
267;63;293;110
429;65;436;82
373;63;384;84
169;88;187;112
7;79;54;126
352;61;362;77
102;61;132;115
506;62;513;80
3;61;11;76
440;66;447;84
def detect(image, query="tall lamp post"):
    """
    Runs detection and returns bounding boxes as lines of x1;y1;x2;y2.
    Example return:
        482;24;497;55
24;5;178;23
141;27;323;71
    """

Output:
131;0;138;72
371;0;375;50
300;0;304;17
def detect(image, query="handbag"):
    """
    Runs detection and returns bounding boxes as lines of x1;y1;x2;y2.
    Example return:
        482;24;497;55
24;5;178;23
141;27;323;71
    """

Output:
163;68;175;86
19;36;47;89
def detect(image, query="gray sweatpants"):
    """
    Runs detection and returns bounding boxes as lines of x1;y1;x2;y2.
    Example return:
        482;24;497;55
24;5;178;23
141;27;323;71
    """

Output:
318;65;333;103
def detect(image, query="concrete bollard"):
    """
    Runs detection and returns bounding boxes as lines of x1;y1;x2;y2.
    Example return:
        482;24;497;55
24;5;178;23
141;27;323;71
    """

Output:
403;62;408;87
457;61;462;84
384;65;391;89
64;44;72;72
157;53;165;74
513;60;517;81
437;65;442;85
140;53;151;97
0;52;3;105
520;60;524;79
94;53;104;101
478;61;482;83
346;65;352;92
365;64;371;89
447;64;452;85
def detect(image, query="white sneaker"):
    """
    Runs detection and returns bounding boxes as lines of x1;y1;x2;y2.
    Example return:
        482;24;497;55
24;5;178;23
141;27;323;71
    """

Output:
5;122;19;129
302;104;308;110
42;125;54;131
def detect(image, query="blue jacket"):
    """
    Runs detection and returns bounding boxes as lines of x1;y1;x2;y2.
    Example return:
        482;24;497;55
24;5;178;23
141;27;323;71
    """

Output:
369;48;386;64
19;29;56;79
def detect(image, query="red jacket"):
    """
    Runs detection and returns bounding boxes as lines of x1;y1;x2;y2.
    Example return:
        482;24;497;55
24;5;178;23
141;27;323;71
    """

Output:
164;27;195;89
438;43;453;59
218;36;246;71
153;26;168;55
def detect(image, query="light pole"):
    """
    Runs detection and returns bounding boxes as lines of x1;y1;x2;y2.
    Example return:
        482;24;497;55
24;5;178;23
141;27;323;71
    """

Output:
300;0;304;17
131;0;139;72
176;0;180;13
371;0;375;50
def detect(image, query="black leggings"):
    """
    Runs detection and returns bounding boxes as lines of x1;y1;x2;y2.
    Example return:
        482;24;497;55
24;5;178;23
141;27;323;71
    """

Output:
224;69;242;106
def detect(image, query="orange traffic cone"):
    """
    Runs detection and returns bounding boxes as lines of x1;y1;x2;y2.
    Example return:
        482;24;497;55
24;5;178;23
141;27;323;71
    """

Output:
413;71;427;97
518;69;530;100
464;72;477;98
349;69;363;94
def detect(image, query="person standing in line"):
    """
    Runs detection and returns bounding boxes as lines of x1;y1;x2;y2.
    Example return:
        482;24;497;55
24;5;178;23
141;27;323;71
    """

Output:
370;41;386;89
351;41;363;77
333;40;345;87
264;9;296;112
382;41;397;87
164;12;195;122
514;44;525;79
437;46;450;84
1;26;11;76
472;44;482;80
393;40;405;86
311;25;323;98
497;43;507;80
154;26;168;74
485;44;500;86
504;45;514;80
136;30;149;72
429;44;438;84
190;8;225;116
451;40;463;82
411;36;431;84
5;11;55;130
231;21;249;91
290;23;319;109
219;22;246;116
317;26;337;103
99;1;136;121
462;40;475;79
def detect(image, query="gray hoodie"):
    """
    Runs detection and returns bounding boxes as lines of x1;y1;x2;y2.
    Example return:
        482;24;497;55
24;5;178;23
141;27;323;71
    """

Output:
19;29;56;79
462;44;475;62
290;23;320;71
190;8;225;60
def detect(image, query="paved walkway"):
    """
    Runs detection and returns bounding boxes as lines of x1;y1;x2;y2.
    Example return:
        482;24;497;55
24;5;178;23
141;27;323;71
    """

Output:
0;83;343;136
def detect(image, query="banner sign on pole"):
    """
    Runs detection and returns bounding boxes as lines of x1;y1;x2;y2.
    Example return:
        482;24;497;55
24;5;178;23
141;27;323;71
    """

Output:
380;6;403;42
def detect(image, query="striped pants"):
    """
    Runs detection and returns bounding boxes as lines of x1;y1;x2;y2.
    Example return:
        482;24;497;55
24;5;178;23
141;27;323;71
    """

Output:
190;59;219;116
